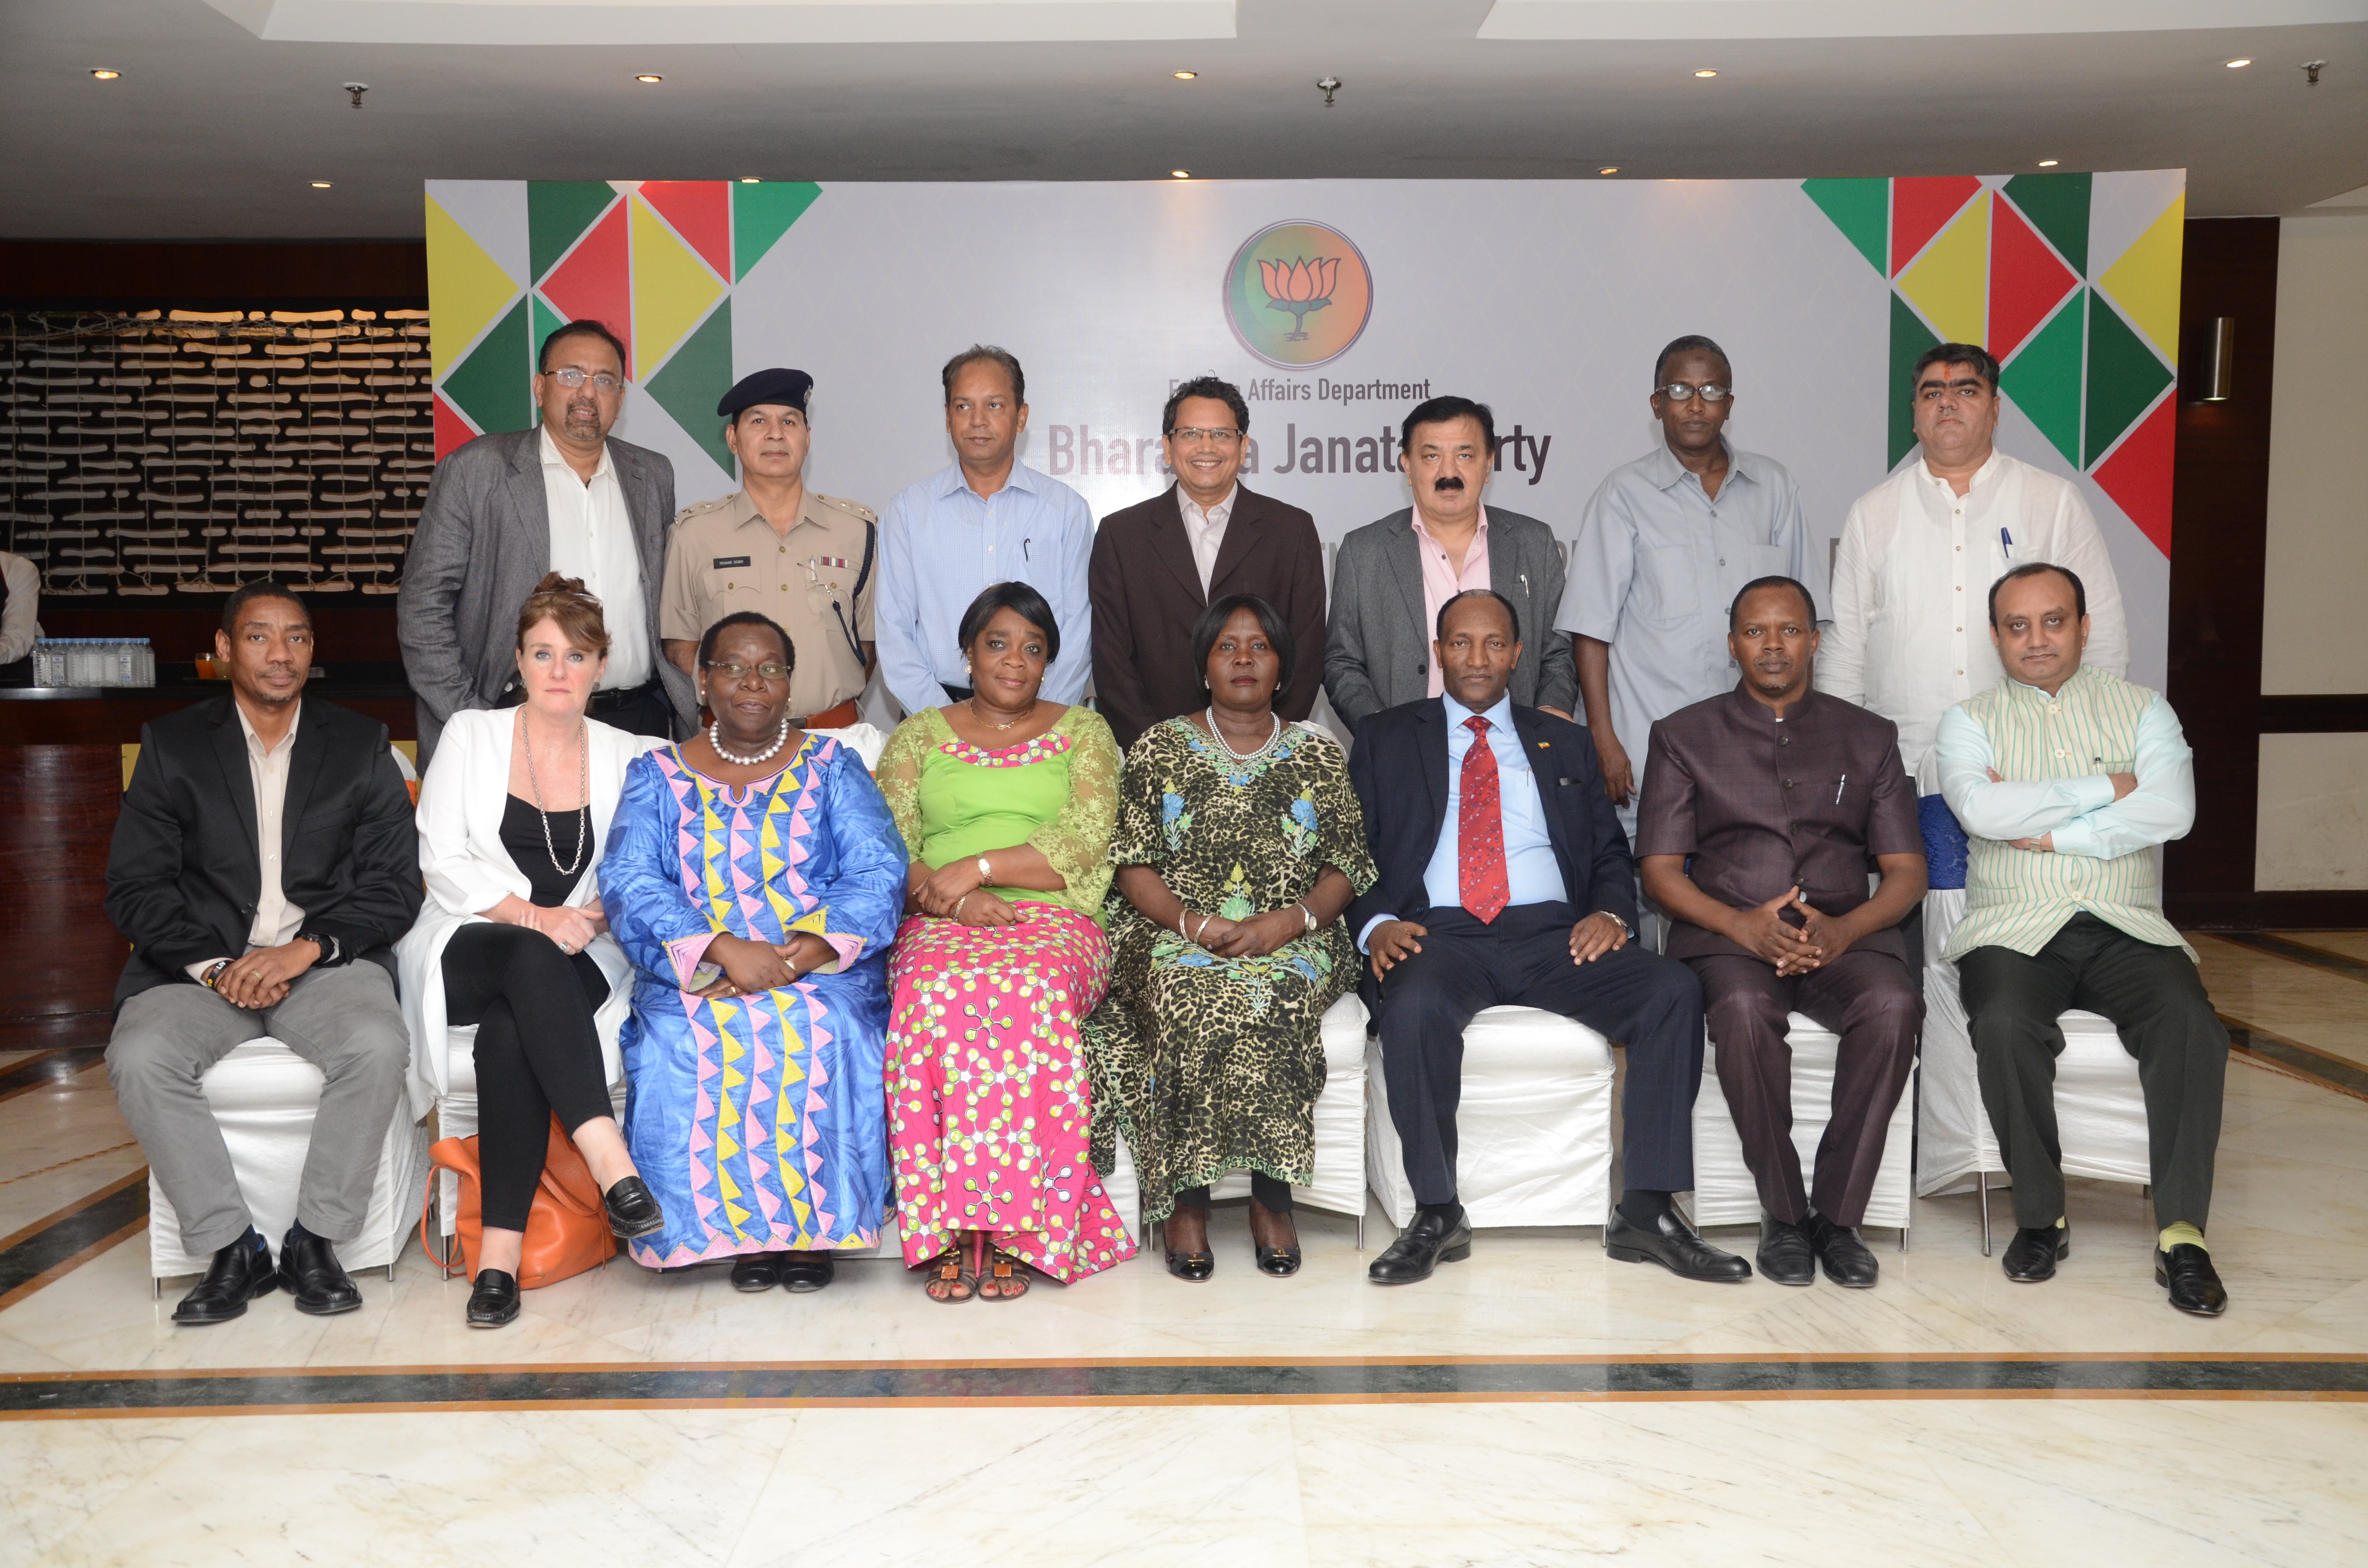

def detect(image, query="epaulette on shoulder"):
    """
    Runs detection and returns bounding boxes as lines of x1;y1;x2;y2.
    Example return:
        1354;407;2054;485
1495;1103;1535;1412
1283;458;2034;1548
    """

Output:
815;493;879;524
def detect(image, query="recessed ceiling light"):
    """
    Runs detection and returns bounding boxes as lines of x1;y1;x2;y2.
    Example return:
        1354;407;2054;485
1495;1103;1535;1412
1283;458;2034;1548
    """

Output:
1171;170;1192;179
740;177;759;184
311;181;332;189
90;68;121;80
1694;69;1718;78
1598;166;1619;175
2225;58;2252;68
1173;70;1197;80
2037;159;2059;168
636;73;663;83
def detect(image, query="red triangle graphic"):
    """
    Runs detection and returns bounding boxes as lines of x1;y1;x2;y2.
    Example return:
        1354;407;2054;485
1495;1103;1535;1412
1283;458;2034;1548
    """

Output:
2090;394;2176;557
1988;197;2078;361
433;390;479;461
641;180;732;282
539;201;634;378
1891;175;1982;277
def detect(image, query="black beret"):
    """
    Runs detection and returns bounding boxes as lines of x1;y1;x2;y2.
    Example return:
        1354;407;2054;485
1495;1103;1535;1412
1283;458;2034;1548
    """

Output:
718;367;814;419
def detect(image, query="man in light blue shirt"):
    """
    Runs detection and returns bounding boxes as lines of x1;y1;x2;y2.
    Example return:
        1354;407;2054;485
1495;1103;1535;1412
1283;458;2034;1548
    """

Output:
876;346;1094;714
1559;335;1816;827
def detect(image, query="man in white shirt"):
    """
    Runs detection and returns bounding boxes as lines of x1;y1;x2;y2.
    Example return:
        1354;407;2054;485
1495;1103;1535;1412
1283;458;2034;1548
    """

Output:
400;319;691;767
1819;343;2129;777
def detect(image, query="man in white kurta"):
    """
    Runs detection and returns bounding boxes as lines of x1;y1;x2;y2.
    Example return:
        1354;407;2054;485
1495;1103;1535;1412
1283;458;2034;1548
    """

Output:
1818;343;2128;777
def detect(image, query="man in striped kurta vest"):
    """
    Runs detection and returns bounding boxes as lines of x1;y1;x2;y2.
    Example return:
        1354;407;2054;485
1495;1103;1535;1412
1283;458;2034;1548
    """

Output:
1936;564;2228;1316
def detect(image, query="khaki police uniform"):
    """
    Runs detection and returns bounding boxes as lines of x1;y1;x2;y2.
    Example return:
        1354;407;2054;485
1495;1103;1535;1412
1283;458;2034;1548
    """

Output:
662;488;877;723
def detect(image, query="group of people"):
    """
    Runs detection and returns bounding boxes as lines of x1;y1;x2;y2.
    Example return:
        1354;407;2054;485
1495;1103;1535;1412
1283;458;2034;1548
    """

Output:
99;318;2234;1336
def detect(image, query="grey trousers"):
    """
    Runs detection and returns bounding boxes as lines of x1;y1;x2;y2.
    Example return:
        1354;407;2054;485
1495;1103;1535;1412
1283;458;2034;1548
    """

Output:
107;963;410;1255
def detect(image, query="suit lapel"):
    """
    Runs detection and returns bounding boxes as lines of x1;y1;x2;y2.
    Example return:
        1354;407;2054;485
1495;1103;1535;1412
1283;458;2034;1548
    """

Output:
612;443;665;580
1511;707;1577;882
1384;519;1428;656
1205;488;1263;597
1416;698;1448;843
506;429;551;557
1144;485;1207;606
208;698;260;863
278;697;328;867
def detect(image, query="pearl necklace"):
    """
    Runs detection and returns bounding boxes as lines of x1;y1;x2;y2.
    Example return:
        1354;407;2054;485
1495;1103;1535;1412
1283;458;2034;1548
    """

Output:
711;717;791;767
521;715;590;876
1204;707;1282;763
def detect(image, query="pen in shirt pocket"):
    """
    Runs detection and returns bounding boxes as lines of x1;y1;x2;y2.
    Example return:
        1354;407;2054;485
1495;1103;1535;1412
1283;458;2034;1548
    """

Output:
1999;527;2013;559
1023;537;1032;562
1834;774;1848;804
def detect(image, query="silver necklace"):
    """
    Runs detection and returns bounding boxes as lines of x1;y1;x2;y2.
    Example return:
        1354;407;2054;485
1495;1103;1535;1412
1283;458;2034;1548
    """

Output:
711;716;790;766
521;715;590;876
1204;707;1282;763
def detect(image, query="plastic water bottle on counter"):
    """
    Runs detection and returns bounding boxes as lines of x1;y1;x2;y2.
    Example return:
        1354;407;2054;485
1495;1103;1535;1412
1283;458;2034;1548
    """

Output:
30;638;156;688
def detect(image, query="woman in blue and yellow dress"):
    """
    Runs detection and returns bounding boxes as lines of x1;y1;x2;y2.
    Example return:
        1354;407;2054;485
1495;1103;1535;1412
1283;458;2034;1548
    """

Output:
600;612;907;1290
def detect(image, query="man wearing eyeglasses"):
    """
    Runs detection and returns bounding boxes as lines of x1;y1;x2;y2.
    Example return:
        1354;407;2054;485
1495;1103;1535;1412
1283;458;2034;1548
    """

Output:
1819;343;2128;779
1558;335;1816;836
401;319;692;767
1087;376;1326;748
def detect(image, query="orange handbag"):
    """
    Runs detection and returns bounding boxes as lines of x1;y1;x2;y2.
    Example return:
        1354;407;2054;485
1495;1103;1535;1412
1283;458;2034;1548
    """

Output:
419;1112;617;1288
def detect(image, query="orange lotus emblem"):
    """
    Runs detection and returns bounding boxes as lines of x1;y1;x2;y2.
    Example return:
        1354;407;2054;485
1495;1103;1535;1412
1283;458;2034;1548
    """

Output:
1258;255;1340;342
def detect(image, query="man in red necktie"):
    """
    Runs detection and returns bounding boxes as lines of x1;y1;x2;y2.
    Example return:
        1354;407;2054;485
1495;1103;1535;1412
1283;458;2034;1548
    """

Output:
1349;590;1747;1286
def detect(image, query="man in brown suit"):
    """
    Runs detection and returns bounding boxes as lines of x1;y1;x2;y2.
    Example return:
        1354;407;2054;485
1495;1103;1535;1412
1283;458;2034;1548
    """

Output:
1089;376;1327;749
1635;576;1927;1290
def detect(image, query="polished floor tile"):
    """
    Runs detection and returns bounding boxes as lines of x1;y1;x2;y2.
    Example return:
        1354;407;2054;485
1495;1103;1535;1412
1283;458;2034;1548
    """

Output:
2195;935;2368;1070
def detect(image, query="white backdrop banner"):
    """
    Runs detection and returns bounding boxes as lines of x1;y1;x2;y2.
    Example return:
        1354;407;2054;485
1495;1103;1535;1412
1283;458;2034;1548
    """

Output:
426;173;2183;691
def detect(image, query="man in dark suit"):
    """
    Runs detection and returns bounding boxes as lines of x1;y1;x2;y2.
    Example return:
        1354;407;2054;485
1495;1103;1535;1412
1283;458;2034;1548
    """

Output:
1089;376;1326;749
398;318;693;767
105;583;423;1325
1349;589;1748;1286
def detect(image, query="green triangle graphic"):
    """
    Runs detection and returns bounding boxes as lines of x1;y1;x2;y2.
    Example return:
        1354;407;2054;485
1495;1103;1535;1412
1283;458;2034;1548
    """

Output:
1888;291;1941;470
531;292;567;374
442;294;533;438
2084;291;2172;468
1803;178;1888;276
733;181;821;282
646;297;735;473
2001;172;2092;278
2000;289;2085;468
530;181;619;284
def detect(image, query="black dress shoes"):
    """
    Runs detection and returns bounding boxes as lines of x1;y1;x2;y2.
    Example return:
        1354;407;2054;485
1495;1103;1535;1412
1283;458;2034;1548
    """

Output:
2002;1223;2069;1283
1804;1213;1879;1288
467;1268;521;1328
1165;1247;1215;1282
602;1176;666;1241
731;1252;786;1292
172;1231;276;1325
1367;1207;1471;1285
1256;1244;1303;1277
1755;1218;1816;1286
1605;1207;1753;1283
2157;1244;2229;1316
277;1225;362;1315
778;1251;836;1292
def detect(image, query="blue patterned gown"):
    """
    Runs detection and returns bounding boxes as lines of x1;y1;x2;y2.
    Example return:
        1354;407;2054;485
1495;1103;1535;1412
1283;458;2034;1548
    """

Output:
601;735;907;1267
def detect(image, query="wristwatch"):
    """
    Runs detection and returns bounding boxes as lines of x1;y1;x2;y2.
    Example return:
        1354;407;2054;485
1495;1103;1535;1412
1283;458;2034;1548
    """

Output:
975;855;994;885
296;930;343;966
200;959;231;990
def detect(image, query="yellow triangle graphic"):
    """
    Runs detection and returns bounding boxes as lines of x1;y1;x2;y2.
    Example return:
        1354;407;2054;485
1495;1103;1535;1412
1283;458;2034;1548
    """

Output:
424;195;520;379
762;850;784;881
725;1200;751;1229
630;195;725;375
1896;190;1989;348
722;1064;746;1089
790;1198;812;1225
2098;192;2185;360
719;1167;742;1200
717;1126;739;1158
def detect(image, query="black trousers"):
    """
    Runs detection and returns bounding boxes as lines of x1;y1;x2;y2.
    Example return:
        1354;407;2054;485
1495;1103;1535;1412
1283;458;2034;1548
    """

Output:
1689;949;1922;1227
1375;902;1706;1205
1957;915;2227;1230
587;679;678;741
441;923;613;1231
1175;1174;1294;1214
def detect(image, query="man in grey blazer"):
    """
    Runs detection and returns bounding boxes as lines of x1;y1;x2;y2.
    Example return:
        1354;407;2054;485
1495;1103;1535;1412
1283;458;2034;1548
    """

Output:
1324;396;1577;735
398;319;694;767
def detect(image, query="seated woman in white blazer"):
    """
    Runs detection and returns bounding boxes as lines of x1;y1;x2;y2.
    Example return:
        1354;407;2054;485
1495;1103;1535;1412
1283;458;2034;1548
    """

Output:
395;574;670;1328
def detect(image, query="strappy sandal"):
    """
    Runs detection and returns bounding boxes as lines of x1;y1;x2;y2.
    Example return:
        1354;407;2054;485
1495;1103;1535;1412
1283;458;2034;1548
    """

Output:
924;1240;975;1304
978;1236;1032;1301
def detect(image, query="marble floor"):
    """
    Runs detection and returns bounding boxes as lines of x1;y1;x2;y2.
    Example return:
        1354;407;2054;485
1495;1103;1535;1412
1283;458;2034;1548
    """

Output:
5;932;2367;1566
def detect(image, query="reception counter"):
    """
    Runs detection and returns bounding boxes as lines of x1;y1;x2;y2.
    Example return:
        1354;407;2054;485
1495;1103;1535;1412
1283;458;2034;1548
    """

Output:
0;666;416;1017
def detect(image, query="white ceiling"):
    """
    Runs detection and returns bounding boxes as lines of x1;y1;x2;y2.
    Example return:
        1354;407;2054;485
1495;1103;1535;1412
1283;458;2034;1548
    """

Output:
4;0;2363;240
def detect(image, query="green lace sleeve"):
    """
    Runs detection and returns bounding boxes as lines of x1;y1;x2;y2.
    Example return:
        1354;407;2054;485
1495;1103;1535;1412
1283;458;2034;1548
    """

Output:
876;711;936;860
1028;707;1121;910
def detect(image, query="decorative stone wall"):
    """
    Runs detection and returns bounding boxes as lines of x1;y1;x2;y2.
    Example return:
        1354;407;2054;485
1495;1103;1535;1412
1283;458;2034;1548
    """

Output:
0;306;433;599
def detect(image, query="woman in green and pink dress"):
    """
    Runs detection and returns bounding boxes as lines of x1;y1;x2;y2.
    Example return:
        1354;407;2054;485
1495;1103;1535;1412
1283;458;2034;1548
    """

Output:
877;582;1135;1302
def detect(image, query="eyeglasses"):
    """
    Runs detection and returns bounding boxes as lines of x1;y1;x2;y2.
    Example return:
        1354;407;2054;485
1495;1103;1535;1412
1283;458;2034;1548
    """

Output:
703;659;790;683
1653;382;1732;403
1169;427;1243;446
545;367;625;393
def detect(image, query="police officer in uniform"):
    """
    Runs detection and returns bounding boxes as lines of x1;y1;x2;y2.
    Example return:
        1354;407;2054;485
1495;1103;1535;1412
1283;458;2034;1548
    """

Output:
661;368;878;731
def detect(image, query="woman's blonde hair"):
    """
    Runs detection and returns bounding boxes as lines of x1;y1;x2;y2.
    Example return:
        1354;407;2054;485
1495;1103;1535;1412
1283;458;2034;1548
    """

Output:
515;572;611;657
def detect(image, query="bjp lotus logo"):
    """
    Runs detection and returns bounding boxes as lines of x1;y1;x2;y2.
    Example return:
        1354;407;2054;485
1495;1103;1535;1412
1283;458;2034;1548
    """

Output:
1225;221;1373;368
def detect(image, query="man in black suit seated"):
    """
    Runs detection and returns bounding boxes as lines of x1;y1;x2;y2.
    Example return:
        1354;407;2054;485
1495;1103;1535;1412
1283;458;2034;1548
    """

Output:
105;582;423;1325
1348;589;1749;1285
